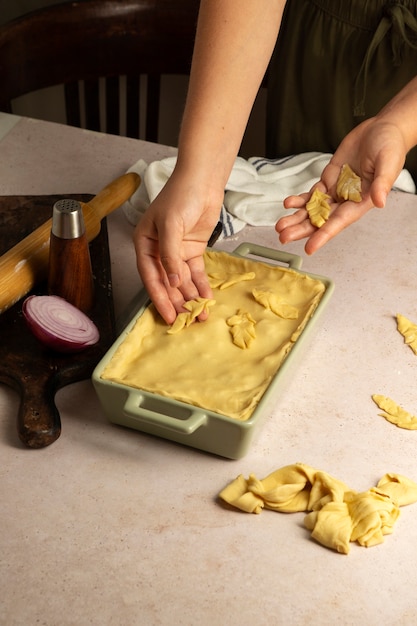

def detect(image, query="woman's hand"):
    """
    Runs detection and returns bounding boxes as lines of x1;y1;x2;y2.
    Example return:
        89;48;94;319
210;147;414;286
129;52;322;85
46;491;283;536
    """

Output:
276;117;408;254
134;170;223;325
134;1;286;324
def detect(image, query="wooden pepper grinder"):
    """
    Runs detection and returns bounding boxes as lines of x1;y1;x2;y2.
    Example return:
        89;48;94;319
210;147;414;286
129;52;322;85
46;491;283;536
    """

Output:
48;199;94;313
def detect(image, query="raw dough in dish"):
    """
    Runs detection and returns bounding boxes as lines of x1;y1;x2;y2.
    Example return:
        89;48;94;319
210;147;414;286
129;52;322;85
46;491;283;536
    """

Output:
306;189;331;227
336;163;362;202
219;463;417;554
396;313;417;355
372;394;417;430
101;250;326;421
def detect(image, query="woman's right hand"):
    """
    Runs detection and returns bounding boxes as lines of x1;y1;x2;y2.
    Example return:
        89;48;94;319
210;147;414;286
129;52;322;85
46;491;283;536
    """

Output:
134;0;287;325
133;169;224;325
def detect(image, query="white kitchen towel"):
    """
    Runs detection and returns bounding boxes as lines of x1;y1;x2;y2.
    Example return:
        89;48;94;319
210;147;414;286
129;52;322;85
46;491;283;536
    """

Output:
122;153;416;237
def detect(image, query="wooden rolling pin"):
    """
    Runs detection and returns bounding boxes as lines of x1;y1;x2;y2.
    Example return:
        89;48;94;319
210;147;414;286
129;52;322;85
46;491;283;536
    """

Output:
0;172;140;314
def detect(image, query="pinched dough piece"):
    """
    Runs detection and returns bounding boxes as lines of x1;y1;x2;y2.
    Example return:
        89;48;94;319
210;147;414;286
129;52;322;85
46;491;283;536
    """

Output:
219;463;417;554
167;297;216;334
336;163;362;202
305;502;352;554
346;489;399;547
372;394;417;430
306;189;331;228
208;270;255;290
252;288;298;319
396;313;417;355
219;464;351;516
226;310;257;349
377;473;417;506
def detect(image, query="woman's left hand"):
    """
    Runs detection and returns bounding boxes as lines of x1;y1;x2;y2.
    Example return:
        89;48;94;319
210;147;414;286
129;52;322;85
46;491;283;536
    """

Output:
276;117;407;254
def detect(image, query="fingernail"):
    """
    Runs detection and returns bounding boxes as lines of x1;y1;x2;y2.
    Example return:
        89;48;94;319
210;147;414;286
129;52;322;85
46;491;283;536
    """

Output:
168;274;180;288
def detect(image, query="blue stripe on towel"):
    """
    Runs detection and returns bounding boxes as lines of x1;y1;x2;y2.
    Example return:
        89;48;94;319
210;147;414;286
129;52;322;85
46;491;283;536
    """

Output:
220;205;235;237
251;155;296;172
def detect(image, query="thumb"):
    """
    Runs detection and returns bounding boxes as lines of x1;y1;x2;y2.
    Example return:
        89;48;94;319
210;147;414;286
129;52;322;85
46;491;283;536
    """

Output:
369;174;390;208
368;150;404;208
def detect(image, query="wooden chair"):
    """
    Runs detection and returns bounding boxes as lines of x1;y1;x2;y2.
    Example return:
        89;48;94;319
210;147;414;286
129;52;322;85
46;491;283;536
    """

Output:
0;0;200;142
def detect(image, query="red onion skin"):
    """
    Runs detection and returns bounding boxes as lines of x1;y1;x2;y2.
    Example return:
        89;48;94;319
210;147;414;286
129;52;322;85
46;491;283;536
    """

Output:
22;295;99;354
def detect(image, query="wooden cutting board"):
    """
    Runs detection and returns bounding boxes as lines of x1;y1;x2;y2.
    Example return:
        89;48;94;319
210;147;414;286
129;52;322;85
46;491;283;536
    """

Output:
0;195;116;448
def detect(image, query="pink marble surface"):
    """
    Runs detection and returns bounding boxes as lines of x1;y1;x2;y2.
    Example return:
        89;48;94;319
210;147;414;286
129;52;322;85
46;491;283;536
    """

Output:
1;114;417;625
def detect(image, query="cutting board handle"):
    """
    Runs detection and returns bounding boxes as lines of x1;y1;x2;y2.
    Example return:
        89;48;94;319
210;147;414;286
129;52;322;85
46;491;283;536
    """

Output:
17;376;61;448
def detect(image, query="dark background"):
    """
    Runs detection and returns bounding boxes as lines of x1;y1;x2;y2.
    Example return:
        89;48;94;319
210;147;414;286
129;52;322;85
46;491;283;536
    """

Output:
0;0;63;25
0;0;266;154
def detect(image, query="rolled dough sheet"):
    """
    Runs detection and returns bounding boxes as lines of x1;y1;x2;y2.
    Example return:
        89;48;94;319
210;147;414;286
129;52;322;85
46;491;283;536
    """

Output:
101;250;326;420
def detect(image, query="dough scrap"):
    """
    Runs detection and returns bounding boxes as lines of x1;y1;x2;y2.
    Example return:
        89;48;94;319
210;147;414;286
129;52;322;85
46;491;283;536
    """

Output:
336;163;362;202
376;472;417;506
252;288;298;319
219;463;417;554
306;189;331;228
167;297;216;334
305;502;352;554
101;250;326;421
208;270;255;290
372;394;417;430
226;310;257;349
396;313;417;355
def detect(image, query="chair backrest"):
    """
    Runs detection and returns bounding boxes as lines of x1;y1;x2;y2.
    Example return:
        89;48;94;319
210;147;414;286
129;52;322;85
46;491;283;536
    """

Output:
0;0;200;142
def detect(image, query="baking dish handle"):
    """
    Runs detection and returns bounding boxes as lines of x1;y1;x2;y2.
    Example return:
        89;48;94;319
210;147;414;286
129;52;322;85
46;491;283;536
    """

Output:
233;242;303;269
123;393;208;435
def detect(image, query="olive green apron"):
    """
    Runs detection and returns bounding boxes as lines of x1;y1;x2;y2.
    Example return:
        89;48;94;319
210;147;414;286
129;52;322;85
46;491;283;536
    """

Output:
266;0;417;184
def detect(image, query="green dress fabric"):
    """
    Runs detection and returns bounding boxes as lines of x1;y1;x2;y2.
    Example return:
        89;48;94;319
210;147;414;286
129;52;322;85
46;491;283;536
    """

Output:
266;0;417;184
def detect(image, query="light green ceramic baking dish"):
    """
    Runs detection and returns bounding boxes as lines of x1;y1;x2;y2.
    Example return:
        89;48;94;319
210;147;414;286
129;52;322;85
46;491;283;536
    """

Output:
92;243;334;459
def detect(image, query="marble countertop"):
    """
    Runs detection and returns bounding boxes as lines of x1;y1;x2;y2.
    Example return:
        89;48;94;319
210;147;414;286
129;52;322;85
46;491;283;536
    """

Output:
1;113;417;625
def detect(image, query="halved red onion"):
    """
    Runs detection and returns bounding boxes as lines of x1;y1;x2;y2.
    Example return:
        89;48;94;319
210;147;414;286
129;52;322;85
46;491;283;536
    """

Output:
22;295;99;353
